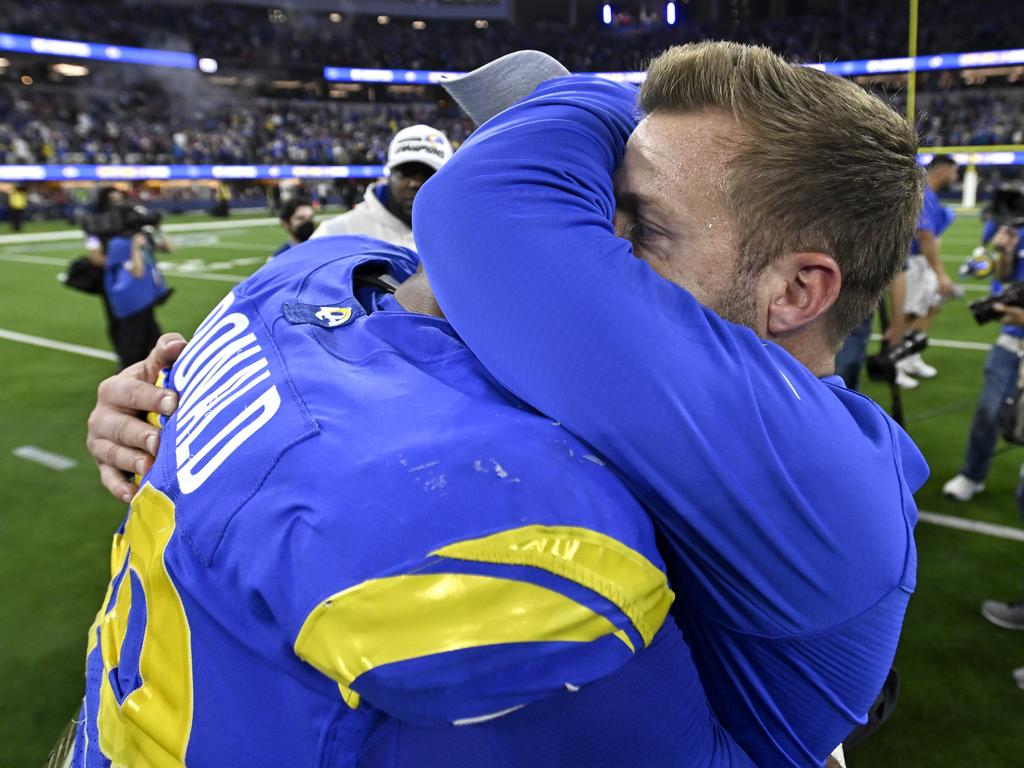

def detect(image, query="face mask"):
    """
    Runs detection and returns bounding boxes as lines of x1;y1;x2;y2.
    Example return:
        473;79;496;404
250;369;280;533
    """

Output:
292;220;316;243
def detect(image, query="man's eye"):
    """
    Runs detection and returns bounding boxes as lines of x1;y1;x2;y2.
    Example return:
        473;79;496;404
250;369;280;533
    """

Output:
626;220;652;245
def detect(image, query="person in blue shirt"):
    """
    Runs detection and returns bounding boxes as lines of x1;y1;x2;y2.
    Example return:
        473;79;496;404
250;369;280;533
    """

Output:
895;155;959;388
71;235;754;767
943;218;1024;507
415;45;928;767
942;220;1024;639
103;218;173;368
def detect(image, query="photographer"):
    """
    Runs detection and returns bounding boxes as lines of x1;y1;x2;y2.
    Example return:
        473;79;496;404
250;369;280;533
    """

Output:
86;194;173;367
944;223;1024;509
944;221;1024;684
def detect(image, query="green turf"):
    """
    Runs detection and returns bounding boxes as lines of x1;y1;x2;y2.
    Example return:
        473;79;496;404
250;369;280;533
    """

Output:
0;211;1021;765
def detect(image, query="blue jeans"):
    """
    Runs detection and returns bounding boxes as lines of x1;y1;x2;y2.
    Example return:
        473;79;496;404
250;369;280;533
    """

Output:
835;316;874;391
961;344;1020;483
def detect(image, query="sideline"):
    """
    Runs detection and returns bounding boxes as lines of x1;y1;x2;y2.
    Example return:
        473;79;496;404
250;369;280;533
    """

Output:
0;328;118;361
918;510;1024;543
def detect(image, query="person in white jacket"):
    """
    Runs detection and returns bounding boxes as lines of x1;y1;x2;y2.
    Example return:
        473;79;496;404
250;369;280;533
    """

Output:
311;125;453;250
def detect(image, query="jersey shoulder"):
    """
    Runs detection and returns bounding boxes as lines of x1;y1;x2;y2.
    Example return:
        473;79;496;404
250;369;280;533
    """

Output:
143;238;419;564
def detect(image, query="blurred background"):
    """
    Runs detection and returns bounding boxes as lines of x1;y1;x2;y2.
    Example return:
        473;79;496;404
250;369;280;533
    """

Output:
0;1;1022;765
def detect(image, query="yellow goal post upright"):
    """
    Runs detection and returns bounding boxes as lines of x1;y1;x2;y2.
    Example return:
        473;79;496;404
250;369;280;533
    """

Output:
906;0;1024;209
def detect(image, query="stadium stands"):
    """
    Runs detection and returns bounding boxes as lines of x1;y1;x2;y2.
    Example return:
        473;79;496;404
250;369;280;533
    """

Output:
1;0;1023;71
0;82;472;165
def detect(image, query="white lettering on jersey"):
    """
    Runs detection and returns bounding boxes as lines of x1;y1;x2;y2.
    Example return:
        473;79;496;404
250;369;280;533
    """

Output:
172;292;281;493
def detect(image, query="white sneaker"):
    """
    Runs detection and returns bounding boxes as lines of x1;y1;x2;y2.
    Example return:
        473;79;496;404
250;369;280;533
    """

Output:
942;474;985;502
895;369;919;390
898;354;937;379
1014;667;1024;690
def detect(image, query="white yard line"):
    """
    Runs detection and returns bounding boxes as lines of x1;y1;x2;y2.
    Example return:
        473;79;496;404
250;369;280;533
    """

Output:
0;253;68;267
918;510;1024;542
12;446;77;471
0;328;117;361
172;241;264;252
0;252;244;283
160;271;243;283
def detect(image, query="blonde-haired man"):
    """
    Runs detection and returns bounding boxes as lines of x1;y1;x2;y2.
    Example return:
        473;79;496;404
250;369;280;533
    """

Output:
420;44;927;766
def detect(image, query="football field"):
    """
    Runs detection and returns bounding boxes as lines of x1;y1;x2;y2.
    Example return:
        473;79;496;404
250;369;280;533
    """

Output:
0;211;1020;766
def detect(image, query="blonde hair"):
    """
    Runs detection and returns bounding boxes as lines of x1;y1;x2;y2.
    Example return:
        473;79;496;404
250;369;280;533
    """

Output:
640;41;923;345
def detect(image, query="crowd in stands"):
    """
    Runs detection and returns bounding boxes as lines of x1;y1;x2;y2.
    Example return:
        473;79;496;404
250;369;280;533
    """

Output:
0;83;473;165
917;90;1024;147
1;0;1023;73
3;77;1022;168
1;0;1023;168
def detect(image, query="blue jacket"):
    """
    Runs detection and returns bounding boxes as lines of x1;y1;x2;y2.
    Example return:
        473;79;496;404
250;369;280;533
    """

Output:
416;76;929;767
104;234;169;318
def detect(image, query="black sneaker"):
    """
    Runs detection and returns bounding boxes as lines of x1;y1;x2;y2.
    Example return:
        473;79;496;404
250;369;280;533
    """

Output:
981;600;1024;630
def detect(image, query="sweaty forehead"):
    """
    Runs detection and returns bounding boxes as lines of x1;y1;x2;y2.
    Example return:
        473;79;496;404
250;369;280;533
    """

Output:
622;109;741;203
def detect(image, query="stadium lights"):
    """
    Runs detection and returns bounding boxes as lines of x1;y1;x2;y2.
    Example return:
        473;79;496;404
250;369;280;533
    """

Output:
0;57;8;68
20;75;32;85
602;4;613;25
3;27;1024;82
329;13;342;23
0;164;388;182
52;63;89;76
377;15;390;25
666;2;676;24
412;20;427;30
198;57;218;74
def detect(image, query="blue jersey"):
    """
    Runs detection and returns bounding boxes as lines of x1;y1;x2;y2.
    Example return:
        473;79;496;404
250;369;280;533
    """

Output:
417;76;929;767
910;185;953;254
74;236;752;767
104;234;169;318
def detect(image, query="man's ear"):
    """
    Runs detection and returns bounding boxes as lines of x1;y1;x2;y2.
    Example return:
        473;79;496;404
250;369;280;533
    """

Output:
765;252;841;337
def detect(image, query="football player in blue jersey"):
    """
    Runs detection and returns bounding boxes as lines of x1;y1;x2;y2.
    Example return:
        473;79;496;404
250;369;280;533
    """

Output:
895;154;959;388
72;247;752;764
83;45;922;768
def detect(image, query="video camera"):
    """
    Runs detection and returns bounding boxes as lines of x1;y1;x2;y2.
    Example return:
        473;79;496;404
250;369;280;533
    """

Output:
866;330;928;382
80;204;162;240
969;282;1024;324
988;185;1024;229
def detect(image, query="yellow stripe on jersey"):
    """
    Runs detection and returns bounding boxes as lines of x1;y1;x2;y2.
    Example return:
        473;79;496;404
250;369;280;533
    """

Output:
295;573;634;708
134;369;167;486
91;484;194;766
431;525;674;648
146;368;168;429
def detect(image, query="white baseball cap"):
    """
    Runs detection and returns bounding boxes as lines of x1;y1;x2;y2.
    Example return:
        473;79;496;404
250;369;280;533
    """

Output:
386;125;453;173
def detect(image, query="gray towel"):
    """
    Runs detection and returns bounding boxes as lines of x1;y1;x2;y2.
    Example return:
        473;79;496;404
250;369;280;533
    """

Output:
441;50;570;127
